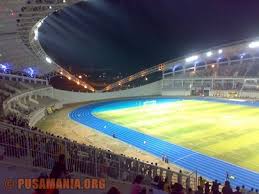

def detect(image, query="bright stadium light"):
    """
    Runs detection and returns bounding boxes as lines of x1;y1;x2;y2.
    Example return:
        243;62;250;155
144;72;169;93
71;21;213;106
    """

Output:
28;67;34;77
248;41;259;48
45;57;52;64
0;64;7;72
34;29;38;40
37;21;43;28
218;49;223;54
240;53;246;59
206;51;213;57
185;55;199;63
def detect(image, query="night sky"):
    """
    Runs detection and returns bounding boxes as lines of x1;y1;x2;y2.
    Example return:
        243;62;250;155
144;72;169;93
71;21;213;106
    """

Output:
39;0;259;74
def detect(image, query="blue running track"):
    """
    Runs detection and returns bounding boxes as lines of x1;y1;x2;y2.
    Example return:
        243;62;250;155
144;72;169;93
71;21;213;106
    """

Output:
69;97;259;189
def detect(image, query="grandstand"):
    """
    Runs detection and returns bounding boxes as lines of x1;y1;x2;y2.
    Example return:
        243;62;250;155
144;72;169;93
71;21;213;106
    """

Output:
1;0;259;194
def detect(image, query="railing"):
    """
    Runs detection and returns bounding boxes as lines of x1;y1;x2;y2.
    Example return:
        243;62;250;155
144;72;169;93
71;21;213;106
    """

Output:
0;72;48;86
0;122;198;190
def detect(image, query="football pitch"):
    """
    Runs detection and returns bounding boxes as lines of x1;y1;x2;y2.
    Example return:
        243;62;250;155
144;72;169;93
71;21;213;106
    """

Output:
94;99;259;172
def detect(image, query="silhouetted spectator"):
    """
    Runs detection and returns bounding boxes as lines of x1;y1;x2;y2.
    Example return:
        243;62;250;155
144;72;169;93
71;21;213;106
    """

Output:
234;187;242;194
187;188;194;194
131;175;144;194
178;170;183;185
49;154;68;194
107;186;121;194
205;182;211;194
199;176;205;191
240;185;247;194
163;177;171;193
50;154;67;178
171;183;184;194
195;186;203;194
222;181;233;194
212;180;220;194
248;188;255;194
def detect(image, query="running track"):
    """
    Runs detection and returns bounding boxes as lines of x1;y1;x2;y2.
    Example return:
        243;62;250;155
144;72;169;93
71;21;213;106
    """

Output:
69;97;259;189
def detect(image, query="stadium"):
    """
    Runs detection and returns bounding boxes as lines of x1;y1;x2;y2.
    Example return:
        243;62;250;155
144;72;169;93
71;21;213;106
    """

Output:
0;0;259;194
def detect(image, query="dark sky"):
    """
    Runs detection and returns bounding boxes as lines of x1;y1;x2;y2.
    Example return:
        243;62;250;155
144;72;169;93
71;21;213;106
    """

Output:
39;0;259;74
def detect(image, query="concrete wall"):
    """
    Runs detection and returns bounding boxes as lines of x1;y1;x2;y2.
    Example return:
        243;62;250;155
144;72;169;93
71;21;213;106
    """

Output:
53;80;162;104
161;89;190;96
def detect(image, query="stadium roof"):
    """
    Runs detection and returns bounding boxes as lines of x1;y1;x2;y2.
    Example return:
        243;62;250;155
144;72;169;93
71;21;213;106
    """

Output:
0;0;95;90
1;0;259;91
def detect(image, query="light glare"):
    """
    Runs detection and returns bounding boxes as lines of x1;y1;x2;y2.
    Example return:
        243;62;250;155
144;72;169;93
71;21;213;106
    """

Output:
206;51;213;57
185;55;199;63
249;41;259;48
46;57;52;64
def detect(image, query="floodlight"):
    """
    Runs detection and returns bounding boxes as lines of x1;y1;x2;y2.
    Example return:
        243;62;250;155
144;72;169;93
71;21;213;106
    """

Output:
46;57;52;64
34;29;38;40
0;64;7;71
218;49;223;54
185;55;199;63
248;41;259;48
240;53;246;59
37;21;42;28
28;67;34;77
206;51;213;57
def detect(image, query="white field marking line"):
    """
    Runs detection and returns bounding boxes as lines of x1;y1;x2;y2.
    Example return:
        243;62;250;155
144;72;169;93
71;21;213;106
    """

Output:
173;152;198;163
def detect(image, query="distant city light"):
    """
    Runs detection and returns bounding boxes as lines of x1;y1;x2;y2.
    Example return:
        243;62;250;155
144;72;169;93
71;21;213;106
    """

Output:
145;77;148;81
185;55;199;63
63;0;66;3
60;71;63;75
77;81;80;85
46;57;52;64
248;41;259;48
211;64;215;68
49;6;52;9
79;75;82;79
84;85;87;89
68;76;71;80
206;51;213;57
218;49;223;54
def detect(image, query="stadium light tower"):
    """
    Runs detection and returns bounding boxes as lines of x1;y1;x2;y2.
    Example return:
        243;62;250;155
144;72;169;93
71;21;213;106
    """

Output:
249;41;259;48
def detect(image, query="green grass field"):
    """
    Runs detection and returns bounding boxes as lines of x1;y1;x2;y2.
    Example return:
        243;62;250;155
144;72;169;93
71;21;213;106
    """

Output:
94;100;259;172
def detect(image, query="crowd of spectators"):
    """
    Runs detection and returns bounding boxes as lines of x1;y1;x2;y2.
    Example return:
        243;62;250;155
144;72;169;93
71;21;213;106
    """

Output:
1;118;259;194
